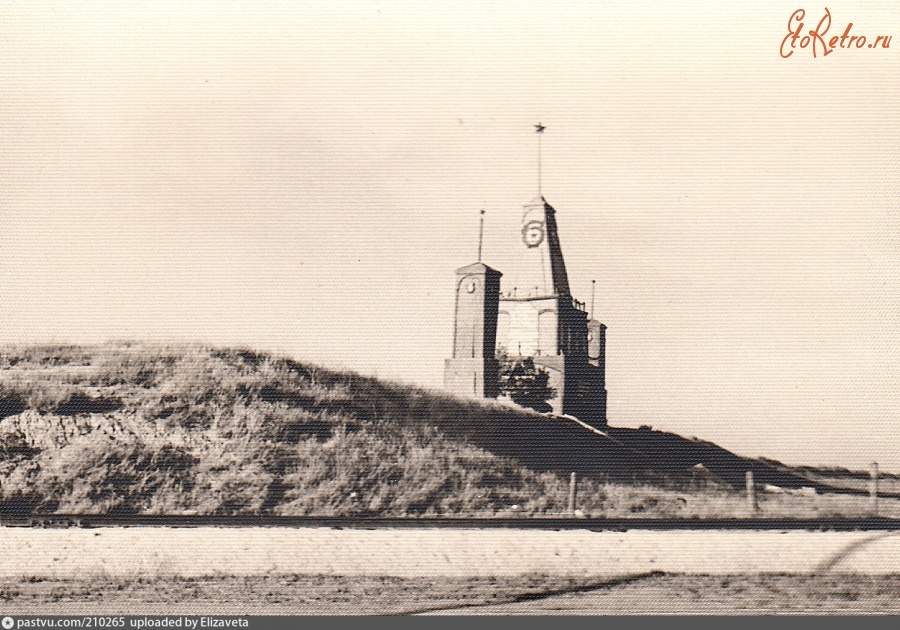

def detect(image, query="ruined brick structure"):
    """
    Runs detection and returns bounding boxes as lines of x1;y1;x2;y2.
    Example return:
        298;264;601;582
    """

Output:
445;195;607;428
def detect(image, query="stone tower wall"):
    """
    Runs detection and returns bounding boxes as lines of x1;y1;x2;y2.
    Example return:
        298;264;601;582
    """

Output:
444;263;502;398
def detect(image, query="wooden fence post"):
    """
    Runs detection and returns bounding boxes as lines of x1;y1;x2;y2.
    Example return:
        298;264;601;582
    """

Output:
746;470;757;516
568;472;577;516
870;462;879;517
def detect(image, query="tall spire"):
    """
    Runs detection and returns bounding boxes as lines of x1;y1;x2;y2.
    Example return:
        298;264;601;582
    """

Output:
504;196;571;301
534;123;545;196
476;209;485;262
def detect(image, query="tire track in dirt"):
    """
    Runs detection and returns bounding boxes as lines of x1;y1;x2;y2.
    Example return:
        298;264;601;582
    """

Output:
400;571;665;616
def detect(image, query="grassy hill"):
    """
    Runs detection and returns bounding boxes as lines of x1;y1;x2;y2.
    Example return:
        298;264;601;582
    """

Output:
0;342;894;518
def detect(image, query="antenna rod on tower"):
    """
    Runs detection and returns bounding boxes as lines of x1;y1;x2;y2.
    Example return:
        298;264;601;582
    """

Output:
591;280;596;319
477;209;485;262
534;123;545;196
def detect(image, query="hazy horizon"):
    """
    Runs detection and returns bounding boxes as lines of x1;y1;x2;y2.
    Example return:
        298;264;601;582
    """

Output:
2;1;899;470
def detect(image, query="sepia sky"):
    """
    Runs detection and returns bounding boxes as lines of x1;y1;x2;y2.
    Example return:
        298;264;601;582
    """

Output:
2;1;899;469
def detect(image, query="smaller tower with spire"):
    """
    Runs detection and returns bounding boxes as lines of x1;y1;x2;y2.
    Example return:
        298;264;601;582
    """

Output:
444;211;503;399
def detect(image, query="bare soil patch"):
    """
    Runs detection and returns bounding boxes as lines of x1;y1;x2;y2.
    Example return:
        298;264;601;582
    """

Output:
0;574;644;615
430;573;900;615
3;574;900;615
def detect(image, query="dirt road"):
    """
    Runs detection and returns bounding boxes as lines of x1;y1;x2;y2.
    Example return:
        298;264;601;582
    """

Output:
1;526;899;579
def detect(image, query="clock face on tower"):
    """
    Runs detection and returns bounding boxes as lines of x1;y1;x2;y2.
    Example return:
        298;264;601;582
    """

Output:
522;220;545;248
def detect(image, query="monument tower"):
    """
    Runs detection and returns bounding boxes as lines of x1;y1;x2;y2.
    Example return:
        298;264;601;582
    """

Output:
444;125;607;427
